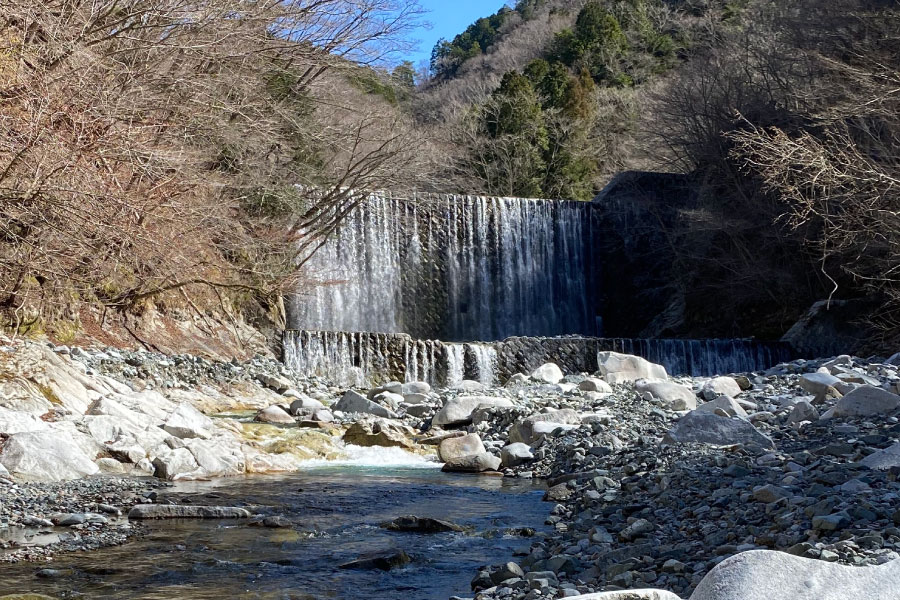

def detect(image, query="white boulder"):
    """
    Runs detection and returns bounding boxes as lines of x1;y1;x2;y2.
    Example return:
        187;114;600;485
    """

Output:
433;396;513;427
530;363;564;384
163;402;214;439
700;377;742;400
596;352;667;384
636;380;697;411
0;431;99;481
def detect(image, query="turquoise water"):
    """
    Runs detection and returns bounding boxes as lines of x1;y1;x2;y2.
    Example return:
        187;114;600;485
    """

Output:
1;466;548;599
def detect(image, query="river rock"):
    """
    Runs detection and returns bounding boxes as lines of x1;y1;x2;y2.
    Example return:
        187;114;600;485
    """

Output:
152;446;200;480
701;376;742;400
560;592;680;600
433;396;513;427
288;395;324;413
509;409;581;444
694;395;748;418
339;549;411;571
255;405;295;424
689;549;900;600
257;373;293;393
799;372;842;396
367;382;403;399
635;380;696;410
825;385;900;418
333;390;397;419
787;400;819;424
382;515;463;533
860;442;900;470
501;442;534;468
664;411;775;450
438;433;486;461
531;363;564;384
343;419;414;450
579;377;613;393
453;380;485;393
441;452;501;473
128;504;251;519
162;402;214;439
0;431;100;481
402;381;431;395
596;352;667;384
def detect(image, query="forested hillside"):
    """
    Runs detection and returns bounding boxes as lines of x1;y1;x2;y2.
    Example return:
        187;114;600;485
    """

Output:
405;0;899;349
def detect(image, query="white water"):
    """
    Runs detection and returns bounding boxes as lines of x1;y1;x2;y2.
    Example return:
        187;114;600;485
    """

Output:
287;193;596;341
469;344;497;387
299;444;441;469
446;344;465;386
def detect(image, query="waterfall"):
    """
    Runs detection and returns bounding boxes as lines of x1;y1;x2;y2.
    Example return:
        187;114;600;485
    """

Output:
468;344;498;387
445;344;465;386
286;192;597;341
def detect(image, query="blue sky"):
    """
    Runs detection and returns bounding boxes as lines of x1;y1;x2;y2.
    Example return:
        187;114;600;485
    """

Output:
406;1;510;67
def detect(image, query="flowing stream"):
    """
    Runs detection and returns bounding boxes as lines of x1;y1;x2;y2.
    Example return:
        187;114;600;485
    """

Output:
2;454;548;599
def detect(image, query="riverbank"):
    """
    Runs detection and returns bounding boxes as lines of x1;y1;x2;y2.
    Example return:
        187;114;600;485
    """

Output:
2;333;900;599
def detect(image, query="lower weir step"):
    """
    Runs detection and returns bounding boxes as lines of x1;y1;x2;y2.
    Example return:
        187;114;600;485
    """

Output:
283;330;793;387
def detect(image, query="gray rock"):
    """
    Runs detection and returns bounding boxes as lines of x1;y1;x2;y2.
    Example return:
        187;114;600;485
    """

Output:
596;352;667;384
619;518;654;541
151;447;200;480
339;550;411;571
452;380;485;393
162;402;214;439
787;400;819;424
501;443;534;468
254;405;295;424
128;504;251;519
531;363;564;384
433;396;513;427
257;373;293;393
860;442;900;470
799;372;842;396
695;395;748;419
0;431;99;482
509;410;581;444
333;390;398;419
401;381;431;395
438;433;487;462
441;452;501;473
288;395;324;413
382;515;463;533
366;381;403;399
664;411;775;450
579;377;613;393
689;549;899;600
828;385;900;418
636;380;697;411
701;377;743;400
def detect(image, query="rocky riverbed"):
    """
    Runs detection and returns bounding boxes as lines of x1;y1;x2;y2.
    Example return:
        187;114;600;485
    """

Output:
3;333;900;600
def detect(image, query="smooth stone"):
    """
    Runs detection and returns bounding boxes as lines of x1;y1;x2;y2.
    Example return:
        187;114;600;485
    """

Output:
828;385;900;418
433;396;513;427
596;352;667;384
695;395;748;419
382;515;463;533
342;419;414;450
664;411;775;450
339;550;411;571
128;505;251;519
438;433;486;462
288;395;324;413
333;390;397;419
860;442;900;470
509;410;581;444
500;443;534;468
441;452;501;473
162;403;214;439
531;363;564;384
254;405;295;424
0;431;99;482
689;549;900;600
799;372;842;396
787;400;819;424
701;377;743;400
636;380;697;411
578;377;613;393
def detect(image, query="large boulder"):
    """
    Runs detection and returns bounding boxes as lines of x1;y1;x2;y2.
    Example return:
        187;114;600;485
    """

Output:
636;380;696;411
860;442;900;470
509;409;581;444
596;352;667;384
288;395;324;414
500;442;534;468
694;395;749;419
0;406;49;435
433;396;513;427
579;377;613;393
689;549;900;600
700;377;742;400
162;402;214;439
254;405;295;424
152;446;200;480
0;431;99;481
787;400;819;424
441;452;501;473
799;372;842;396
342;419;415;450
184;438;245;477
826;385;900;418
333;390;397;419
664;411;775;450
530;363;564;384
438;433;486;462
